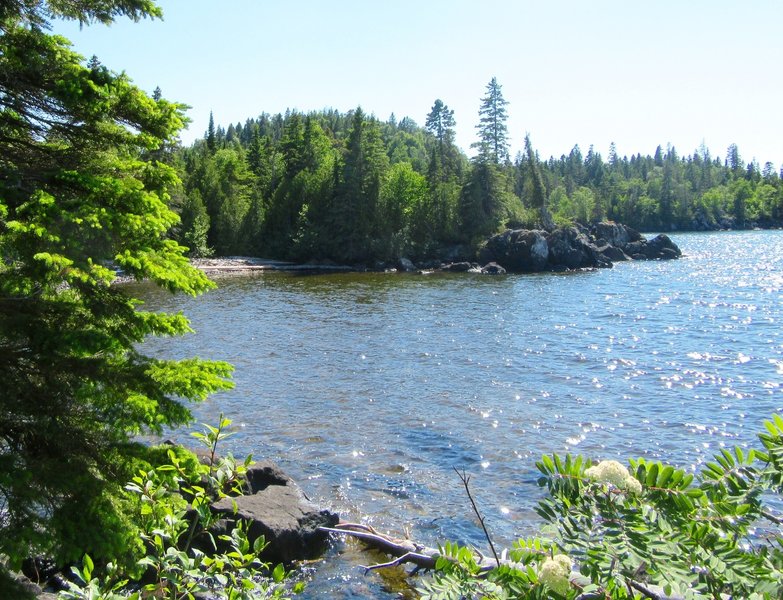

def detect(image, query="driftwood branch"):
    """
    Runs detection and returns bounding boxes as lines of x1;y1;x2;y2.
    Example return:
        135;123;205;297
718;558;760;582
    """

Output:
359;551;437;573
319;522;499;572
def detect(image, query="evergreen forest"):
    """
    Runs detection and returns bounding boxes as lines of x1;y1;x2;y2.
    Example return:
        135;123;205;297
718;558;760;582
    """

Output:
172;83;783;264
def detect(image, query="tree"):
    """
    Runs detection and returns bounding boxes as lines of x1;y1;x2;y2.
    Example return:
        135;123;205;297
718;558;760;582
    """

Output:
424;99;462;244
378;162;428;259
425;99;456;152
262;116;336;258
202;147;253;254
726;143;742;176
330;108;389;263
206;110;217;153
179;189;213;257
523;134;554;229
0;0;233;582
473;77;510;164
459;161;512;241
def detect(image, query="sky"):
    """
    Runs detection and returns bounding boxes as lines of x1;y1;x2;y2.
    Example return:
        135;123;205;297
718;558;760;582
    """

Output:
57;0;783;168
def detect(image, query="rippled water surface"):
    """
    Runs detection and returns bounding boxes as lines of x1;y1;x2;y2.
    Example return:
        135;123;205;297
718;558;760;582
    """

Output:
132;231;783;597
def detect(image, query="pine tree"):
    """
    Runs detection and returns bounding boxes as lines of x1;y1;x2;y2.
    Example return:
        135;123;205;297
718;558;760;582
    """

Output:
473;77;510;164
425;99;456;151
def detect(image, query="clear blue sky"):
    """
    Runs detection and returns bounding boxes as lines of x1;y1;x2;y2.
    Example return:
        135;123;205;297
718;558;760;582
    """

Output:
58;0;783;168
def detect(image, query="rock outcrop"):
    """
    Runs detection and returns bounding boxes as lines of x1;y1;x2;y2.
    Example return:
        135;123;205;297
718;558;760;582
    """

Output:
478;229;549;272
476;222;681;273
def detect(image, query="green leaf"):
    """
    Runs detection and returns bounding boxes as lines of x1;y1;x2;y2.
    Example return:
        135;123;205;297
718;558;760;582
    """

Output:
646;463;659;487
657;465;675;487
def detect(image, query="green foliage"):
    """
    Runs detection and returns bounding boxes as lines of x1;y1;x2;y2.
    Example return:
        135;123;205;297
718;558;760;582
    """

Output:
377;162;428;259
329;107;390;263
61;417;303;599
179;189;213;258
421;415;783;599
0;0;233;577
260;116;337;259
179;97;782;264
459;161;515;241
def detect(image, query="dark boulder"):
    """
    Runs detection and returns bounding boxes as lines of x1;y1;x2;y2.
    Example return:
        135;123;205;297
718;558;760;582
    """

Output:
624;241;646;257
480;229;549;272
546;227;606;269
626;234;681;260
646;233;682;259
598;244;630;262
591;222;642;248
243;460;294;494
475;223;680;273
211;482;338;564
397;257;416;272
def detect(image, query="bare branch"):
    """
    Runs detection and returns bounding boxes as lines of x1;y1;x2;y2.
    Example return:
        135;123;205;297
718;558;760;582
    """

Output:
454;467;500;567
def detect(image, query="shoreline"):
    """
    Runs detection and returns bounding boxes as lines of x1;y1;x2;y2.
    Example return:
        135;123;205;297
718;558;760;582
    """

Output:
191;257;355;274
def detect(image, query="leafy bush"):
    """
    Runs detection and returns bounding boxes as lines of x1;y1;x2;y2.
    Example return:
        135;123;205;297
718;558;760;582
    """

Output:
60;416;304;600
420;415;783;599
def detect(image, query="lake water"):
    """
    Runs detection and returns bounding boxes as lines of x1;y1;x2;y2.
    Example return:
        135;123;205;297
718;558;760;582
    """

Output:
131;230;783;598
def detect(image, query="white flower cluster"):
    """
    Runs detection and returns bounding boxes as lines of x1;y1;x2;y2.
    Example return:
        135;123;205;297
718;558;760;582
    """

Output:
584;459;642;494
538;554;572;596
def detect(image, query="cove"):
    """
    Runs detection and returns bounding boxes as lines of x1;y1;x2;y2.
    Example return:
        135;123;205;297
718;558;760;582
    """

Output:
130;230;783;598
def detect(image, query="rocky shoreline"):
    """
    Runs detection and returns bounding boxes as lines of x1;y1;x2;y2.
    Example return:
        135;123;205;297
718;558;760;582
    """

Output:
190;222;682;277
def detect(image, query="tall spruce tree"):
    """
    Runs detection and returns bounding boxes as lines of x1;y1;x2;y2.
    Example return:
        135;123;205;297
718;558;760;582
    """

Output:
0;0;232;579
473;77;510;164
206;110;217;153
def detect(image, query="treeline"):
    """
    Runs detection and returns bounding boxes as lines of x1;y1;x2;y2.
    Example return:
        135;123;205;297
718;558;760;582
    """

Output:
173;78;783;263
